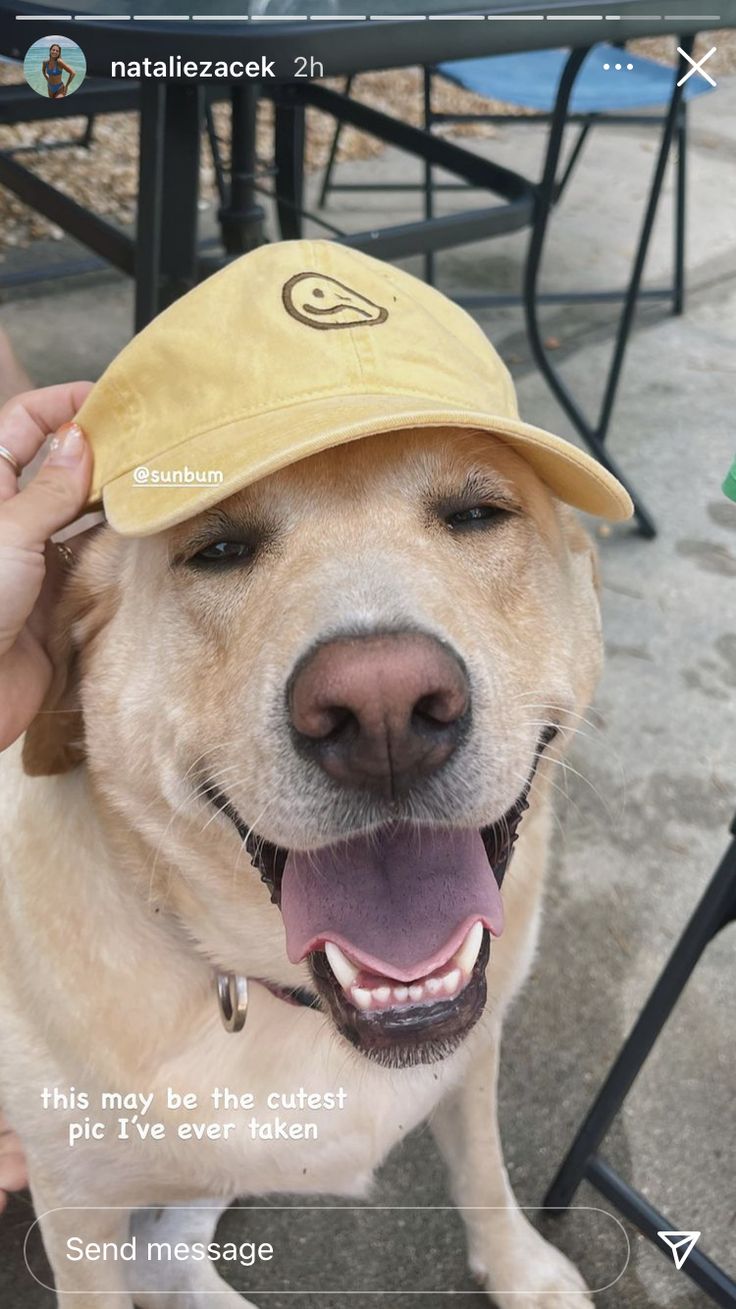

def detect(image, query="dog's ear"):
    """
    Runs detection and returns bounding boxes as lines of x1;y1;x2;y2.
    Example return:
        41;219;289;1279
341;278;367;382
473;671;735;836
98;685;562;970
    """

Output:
22;533;120;777
21;616;83;776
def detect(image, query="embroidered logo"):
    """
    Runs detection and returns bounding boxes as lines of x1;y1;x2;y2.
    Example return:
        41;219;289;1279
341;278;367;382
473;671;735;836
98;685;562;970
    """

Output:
282;272;389;330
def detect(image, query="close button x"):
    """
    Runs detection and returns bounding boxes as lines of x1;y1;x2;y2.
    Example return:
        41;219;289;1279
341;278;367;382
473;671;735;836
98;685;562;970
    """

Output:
677;46;717;88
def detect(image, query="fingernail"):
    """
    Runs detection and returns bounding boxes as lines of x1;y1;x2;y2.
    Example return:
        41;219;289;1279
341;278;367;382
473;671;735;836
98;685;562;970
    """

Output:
46;422;85;466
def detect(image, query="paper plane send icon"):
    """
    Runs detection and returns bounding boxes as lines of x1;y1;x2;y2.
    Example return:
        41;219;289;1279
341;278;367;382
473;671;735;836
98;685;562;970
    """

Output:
658;1231;701;1270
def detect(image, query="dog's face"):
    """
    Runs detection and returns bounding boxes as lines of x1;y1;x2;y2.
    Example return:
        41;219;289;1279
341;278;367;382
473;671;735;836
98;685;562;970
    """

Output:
26;427;602;1067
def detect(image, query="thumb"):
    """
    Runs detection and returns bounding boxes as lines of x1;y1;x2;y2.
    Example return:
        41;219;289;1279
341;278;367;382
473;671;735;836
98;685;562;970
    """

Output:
2;423;92;549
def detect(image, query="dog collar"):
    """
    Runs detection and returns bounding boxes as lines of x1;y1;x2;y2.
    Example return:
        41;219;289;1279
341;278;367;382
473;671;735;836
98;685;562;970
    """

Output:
215;971;319;1033
260;980;321;1011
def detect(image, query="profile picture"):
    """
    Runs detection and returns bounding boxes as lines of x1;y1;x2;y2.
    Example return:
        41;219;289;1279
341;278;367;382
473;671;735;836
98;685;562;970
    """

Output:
23;35;86;101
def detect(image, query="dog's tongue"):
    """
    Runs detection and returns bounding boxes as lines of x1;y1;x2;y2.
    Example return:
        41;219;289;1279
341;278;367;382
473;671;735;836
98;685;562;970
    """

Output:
281;826;504;982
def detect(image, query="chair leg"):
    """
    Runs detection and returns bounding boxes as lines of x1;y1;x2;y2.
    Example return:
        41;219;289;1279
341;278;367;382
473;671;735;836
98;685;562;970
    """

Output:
594;37;694;447
522;48;658;537
423;67;435;286
674;102;687;316
586;1158;736;1307
553;118;593;201
524;40;697;538
318;75;354;209
545;814;736;1210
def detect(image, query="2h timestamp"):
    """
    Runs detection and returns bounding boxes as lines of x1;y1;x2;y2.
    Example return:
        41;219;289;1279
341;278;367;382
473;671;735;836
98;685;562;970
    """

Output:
294;55;325;78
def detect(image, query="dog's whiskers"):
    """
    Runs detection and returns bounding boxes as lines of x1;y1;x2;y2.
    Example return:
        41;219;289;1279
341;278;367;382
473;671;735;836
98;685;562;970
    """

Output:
511;762;587;826
524;718;595;743
546;755;623;825
512;693;604;734
523;707;626;820
233;799;280;882
143;752;251;906
181;741;244;785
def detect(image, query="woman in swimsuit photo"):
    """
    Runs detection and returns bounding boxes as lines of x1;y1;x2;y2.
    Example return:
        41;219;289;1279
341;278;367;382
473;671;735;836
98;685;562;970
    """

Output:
42;43;75;99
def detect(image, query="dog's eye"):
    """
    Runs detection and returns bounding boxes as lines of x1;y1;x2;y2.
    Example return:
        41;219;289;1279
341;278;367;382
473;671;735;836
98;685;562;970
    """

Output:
190;541;255;566
444;505;510;531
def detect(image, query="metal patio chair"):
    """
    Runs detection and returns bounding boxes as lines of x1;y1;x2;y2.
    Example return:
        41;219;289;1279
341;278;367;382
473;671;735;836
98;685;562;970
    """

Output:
317;43;715;538
321;43;713;298
544;811;736;1307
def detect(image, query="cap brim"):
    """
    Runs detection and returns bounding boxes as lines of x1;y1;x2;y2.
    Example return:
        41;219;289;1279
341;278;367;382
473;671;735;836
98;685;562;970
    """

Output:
100;392;633;536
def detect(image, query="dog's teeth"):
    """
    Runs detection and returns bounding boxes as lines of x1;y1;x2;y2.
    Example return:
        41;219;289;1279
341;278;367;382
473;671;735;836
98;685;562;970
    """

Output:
352;986;373;1010
325;941;359;990
337;940;478;1014
453;921;484;977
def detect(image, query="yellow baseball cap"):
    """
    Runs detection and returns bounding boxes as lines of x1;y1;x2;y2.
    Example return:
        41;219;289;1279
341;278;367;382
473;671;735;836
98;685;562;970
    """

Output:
77;239;632;536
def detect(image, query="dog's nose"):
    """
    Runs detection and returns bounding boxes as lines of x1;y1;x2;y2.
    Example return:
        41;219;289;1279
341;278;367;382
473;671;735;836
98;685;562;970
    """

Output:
289;631;470;798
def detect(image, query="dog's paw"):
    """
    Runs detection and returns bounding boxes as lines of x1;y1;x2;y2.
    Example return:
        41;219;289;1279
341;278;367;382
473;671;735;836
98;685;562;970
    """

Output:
130;1246;257;1309
470;1217;593;1308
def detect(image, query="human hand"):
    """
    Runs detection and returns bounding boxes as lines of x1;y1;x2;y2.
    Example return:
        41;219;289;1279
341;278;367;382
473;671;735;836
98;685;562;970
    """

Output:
0;383;93;751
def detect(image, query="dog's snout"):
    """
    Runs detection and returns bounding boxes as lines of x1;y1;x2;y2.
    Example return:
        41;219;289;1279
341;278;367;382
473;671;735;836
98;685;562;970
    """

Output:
289;632;470;799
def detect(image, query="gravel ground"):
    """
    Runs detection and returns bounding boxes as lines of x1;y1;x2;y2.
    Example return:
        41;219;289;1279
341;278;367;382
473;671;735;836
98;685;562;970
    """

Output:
0;29;732;252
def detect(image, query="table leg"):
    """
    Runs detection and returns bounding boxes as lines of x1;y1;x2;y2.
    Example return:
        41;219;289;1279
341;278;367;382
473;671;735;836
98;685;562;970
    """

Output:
135;82;203;330
218;85;266;255
274;86;305;241
135;83;164;331
423;68;435;286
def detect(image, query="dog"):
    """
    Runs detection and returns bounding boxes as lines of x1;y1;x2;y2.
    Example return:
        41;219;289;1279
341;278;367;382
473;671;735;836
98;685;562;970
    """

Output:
0;416;605;1308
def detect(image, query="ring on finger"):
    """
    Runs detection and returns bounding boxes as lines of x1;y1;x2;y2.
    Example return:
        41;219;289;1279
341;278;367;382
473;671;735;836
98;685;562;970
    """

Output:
0;444;21;478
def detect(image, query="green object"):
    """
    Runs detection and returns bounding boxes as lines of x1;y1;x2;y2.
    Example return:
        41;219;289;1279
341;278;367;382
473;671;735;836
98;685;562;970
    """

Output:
723;460;736;504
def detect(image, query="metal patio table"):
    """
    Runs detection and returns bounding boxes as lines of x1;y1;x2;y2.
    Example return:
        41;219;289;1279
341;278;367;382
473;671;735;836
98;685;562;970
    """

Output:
1;1;729;534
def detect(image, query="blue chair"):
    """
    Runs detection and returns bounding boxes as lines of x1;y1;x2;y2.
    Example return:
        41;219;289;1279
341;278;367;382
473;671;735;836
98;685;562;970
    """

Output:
321;43;713;306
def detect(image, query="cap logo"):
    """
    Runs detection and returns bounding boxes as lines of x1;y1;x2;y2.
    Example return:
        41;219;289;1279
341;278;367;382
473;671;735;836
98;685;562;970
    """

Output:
282;272;389;331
